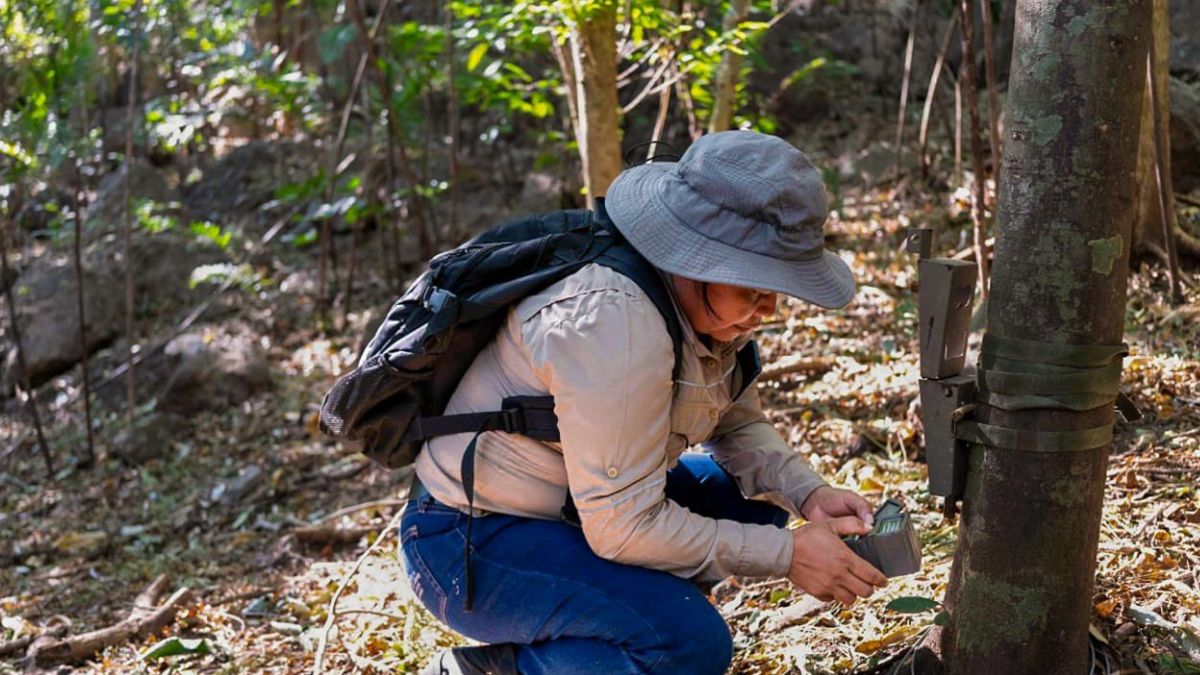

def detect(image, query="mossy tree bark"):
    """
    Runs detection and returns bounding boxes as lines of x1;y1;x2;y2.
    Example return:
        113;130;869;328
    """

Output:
941;2;1149;674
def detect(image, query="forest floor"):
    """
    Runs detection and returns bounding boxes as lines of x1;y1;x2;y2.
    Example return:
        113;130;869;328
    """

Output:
2;180;1199;674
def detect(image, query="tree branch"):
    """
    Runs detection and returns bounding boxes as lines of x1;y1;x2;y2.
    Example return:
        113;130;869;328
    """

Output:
30;575;193;666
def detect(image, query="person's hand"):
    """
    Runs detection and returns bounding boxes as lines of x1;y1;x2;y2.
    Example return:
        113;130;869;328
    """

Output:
787;517;887;605
800;485;875;529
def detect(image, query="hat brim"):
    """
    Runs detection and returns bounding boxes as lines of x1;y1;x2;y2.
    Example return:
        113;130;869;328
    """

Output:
606;163;856;309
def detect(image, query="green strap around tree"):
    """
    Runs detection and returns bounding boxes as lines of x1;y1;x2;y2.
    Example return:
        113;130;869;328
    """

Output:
954;333;1128;452
956;420;1114;453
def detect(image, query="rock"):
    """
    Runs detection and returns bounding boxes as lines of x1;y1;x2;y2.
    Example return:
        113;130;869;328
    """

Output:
182;141;321;229
212;464;266;507
513;172;567;214
1171;0;1200;79
13;189;74;237
0;259;123;394
112;229;227;310
112;413;189;464
158;330;273;414
0;228;227;395
1170;78;1200;192
84;160;173;235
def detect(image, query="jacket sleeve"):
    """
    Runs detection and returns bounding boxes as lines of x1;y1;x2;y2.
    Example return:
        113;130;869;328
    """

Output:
522;285;793;581
703;386;828;517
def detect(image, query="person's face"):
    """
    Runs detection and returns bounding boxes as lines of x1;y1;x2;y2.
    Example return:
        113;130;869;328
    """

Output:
671;276;779;343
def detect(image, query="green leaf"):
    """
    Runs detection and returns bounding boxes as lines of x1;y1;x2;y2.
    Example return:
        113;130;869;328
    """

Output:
291;228;318;248
739;21;771;32
0;140;37;169
189;221;232;249
466;43;488;72
886;596;941;614
529;99;554;119
933;610;950;627
768;588;789;605
140;636;211;660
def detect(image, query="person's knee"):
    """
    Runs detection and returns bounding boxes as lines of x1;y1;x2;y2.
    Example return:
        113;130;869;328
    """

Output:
652;602;733;674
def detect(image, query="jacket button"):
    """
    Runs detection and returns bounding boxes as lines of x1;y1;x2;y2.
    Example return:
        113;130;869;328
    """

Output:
709;409;719;421
704;357;718;370
606;467;619;478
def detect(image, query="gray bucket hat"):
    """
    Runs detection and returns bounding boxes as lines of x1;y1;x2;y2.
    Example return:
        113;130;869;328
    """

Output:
605;130;855;309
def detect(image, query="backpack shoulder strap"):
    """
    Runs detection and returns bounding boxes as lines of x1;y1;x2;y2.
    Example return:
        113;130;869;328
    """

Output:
401;202;684;448
590;199;684;382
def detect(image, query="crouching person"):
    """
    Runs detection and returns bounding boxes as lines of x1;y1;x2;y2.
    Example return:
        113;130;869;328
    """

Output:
391;132;888;674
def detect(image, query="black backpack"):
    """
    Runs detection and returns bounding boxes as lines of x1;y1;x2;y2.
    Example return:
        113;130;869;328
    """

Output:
319;199;684;471
319;198;764;610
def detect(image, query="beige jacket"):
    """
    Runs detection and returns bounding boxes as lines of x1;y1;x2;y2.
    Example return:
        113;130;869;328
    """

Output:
413;263;827;581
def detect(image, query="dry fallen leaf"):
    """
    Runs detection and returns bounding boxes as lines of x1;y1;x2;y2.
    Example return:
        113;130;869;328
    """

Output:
855;625;920;655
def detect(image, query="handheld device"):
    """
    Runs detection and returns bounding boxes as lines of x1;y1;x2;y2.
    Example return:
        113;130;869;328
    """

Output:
842;499;922;577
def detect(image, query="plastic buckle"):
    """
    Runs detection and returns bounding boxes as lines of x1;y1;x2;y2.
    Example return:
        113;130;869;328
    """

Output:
424;287;455;313
497;408;524;434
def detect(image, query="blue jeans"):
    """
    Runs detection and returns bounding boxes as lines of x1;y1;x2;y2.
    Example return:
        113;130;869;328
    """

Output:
400;453;788;675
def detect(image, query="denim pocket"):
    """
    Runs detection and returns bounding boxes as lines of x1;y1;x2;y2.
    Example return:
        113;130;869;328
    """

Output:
401;508;467;623
402;526;451;622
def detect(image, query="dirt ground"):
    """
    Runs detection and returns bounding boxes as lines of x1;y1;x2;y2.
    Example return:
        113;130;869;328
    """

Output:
2;175;1199;673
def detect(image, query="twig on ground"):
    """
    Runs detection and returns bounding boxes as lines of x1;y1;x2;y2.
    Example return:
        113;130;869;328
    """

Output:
764;596;827;632
315;499;406;525
1131;502;1170;539
29;574;194;666
761;355;836;382
294;525;375;546
333;608;409;622
210;586;277;607
0;626;66;658
312;509;404;674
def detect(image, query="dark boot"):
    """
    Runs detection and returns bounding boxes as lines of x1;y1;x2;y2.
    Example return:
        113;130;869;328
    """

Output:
418;644;519;675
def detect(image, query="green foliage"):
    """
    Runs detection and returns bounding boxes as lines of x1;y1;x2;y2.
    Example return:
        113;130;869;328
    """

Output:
189;220;233;249
140;636;212;661
188;262;269;292
885;596;941;613
135;199;179;233
452;1;560;122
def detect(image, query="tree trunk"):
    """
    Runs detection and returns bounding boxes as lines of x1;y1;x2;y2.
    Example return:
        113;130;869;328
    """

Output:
1131;0;1173;254
708;0;751;133
568;1;622;208
979;0;1003;177
918;15;958;179
959;0;990;299
347;0;435;260
123;0;142;420
941;3;1150;674
894;0;920;179
0;221;53;477
444;0;459;242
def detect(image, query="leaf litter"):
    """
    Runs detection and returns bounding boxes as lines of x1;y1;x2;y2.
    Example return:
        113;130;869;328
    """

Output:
0;183;1197;674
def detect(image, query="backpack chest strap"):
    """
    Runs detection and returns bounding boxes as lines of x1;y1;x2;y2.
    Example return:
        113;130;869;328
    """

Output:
401;395;561;444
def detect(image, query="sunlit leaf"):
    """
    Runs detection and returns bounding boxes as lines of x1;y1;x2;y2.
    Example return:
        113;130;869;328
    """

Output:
466;43;488;72
885;596;940;614
140;636;211;660
855;626;920;655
